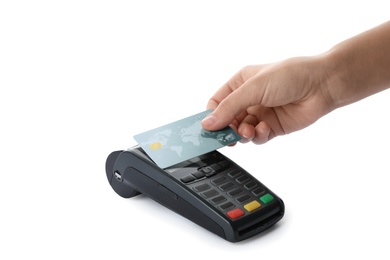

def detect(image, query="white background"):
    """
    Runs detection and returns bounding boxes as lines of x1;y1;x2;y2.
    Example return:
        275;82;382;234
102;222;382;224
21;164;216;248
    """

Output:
1;1;389;259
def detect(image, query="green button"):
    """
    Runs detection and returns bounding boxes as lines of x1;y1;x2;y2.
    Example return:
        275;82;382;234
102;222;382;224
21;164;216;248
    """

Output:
260;193;274;204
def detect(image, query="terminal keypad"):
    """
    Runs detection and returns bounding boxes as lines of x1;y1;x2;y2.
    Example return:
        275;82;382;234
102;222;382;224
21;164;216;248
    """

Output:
181;160;275;220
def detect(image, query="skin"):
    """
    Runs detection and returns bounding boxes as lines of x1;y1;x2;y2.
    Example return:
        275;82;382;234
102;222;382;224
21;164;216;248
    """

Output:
202;20;390;144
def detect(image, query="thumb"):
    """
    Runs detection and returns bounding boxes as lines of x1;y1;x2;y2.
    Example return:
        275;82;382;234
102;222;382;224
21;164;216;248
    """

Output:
202;83;260;131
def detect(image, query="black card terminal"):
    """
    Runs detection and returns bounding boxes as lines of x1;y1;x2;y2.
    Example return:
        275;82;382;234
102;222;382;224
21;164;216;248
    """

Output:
106;146;284;242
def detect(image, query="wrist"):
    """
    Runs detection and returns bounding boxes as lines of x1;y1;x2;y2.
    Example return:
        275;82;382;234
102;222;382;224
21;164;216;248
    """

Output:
319;21;390;110
318;48;353;110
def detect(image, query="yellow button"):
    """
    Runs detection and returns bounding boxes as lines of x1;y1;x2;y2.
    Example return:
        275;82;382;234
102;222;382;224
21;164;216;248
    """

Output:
244;200;261;212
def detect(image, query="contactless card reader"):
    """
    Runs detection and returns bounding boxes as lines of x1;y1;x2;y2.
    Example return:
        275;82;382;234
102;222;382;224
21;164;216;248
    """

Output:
106;146;284;242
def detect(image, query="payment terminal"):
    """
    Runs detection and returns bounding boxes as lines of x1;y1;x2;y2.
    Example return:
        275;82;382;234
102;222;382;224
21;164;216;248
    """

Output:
106;145;284;242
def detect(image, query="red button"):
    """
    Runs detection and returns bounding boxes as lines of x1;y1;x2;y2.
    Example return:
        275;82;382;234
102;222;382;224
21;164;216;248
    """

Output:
227;208;245;220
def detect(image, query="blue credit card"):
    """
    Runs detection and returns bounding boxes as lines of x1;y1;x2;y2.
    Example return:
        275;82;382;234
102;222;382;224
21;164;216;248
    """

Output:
133;110;241;168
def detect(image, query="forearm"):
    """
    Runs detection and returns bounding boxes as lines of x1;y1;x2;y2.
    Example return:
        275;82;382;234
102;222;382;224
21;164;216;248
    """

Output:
322;20;390;109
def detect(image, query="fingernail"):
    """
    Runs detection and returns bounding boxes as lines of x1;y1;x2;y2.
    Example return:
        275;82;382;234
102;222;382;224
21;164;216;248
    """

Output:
202;115;216;127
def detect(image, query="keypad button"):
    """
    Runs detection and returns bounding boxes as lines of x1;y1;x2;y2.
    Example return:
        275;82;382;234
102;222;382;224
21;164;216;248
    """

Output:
244;200;261;212
193;183;210;192
200;166;213;174
227;169;241;178
211;176;227;185
260;193;274;204
252;187;265;196
201;166;218;177
201;189;218;199
227;208;245;220
218;161;230;168
236;194;251;204
236;175;250;184
244;181;257;190
210;195;226;205
209;163;222;172
192;171;205;179
219;182;235;191
227;188;243;197
181;174;196;183
219;202;235;211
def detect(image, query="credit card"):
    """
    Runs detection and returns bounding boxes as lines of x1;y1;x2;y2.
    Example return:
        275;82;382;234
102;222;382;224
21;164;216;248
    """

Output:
133;110;241;169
